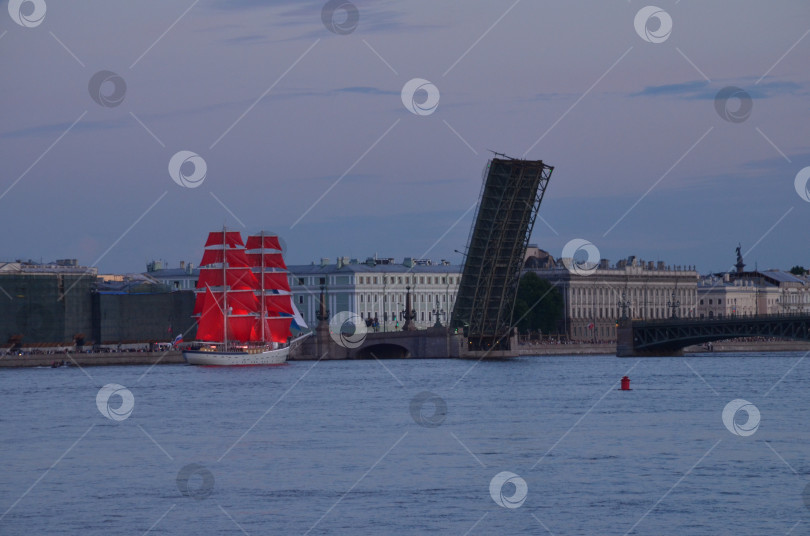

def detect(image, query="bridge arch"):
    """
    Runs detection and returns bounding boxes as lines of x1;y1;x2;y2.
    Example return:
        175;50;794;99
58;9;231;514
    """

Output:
619;315;810;356
355;343;412;359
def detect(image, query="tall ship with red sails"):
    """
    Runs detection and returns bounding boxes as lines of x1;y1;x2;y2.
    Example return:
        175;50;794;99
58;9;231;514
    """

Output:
182;229;308;365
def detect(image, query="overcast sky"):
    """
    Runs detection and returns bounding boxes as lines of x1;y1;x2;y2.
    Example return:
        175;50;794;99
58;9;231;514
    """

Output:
1;0;808;274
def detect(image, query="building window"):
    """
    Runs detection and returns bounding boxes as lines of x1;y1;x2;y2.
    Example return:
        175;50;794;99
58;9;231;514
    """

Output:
298;295;303;304
398;277;402;284
297;277;305;286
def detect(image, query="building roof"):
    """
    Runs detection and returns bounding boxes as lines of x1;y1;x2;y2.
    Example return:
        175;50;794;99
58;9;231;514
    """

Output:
146;268;197;278
144;262;462;279
759;270;806;284
287;263;462;275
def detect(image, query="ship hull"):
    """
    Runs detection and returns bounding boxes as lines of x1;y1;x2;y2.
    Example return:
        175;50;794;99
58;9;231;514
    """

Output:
183;346;288;366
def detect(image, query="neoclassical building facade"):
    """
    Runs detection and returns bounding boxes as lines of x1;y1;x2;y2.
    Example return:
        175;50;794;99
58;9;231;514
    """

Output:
526;248;698;342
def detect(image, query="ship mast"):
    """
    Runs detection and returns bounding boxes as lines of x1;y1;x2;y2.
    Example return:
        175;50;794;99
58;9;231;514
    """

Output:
260;230;266;343
222;226;229;350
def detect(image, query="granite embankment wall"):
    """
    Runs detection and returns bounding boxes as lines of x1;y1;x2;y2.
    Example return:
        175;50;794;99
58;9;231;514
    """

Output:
0;351;185;368
519;341;810;356
518;344;615;356
683;341;810;353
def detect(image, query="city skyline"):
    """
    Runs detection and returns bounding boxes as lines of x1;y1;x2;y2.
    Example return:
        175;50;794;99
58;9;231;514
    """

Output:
1;1;809;275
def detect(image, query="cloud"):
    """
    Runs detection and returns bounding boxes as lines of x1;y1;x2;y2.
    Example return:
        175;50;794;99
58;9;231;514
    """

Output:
224;34;267;45
631;80;710;98
631;78;805;100
333;86;398;96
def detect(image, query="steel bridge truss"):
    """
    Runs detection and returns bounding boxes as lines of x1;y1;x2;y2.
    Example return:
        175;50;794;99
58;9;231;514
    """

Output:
452;158;554;351
632;314;810;353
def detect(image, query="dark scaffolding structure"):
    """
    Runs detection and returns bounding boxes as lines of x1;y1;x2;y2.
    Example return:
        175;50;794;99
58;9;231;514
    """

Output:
451;157;554;351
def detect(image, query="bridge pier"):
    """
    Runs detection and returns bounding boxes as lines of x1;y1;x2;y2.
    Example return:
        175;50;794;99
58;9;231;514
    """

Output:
616;320;633;357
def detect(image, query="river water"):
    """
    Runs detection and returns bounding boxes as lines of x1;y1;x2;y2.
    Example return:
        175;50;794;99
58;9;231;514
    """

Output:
1;352;809;535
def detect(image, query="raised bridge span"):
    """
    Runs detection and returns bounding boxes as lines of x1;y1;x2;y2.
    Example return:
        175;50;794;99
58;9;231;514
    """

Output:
616;314;810;356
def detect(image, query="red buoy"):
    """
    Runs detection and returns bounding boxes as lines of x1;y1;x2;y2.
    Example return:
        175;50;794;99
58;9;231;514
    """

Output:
621;376;631;391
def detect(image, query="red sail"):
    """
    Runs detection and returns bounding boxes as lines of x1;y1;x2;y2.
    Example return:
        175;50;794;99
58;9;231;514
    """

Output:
200;248;251;268
196;287;224;342
264;317;292;343
205;231;245;248
264;294;294;316
226;289;260;314
259;272;290;292
246;252;287;270
245;234;282;251
228;316;258;342
198;267;259;290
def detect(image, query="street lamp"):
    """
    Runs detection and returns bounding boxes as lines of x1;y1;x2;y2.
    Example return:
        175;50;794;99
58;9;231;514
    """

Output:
667;290;680;319
432;298;445;328
617;291;630;321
